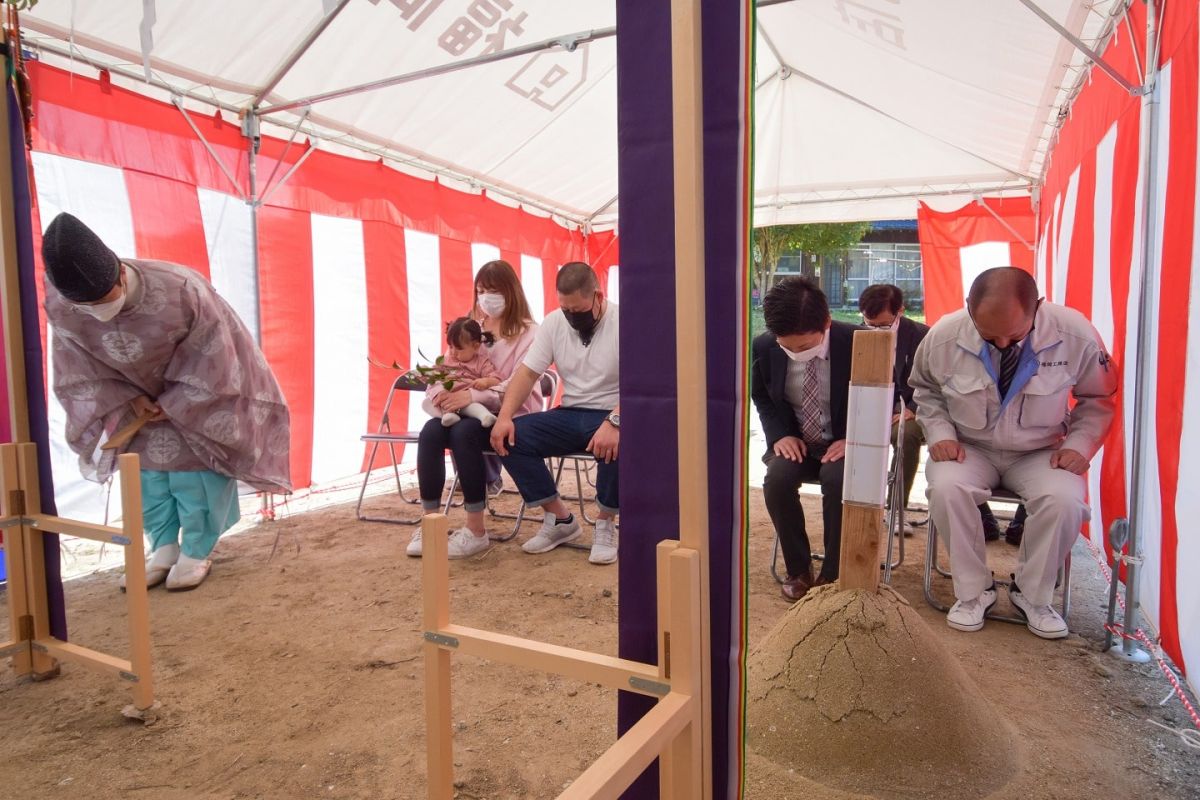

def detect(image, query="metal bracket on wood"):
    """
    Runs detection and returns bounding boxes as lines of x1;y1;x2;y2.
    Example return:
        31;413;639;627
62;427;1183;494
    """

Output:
628;676;670;697
423;631;460;648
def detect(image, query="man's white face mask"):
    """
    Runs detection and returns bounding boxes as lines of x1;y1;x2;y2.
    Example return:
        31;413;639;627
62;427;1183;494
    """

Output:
76;291;125;322
781;329;827;363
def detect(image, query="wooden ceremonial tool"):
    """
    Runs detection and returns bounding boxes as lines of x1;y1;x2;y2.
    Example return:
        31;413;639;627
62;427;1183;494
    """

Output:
838;329;897;592
101;414;154;451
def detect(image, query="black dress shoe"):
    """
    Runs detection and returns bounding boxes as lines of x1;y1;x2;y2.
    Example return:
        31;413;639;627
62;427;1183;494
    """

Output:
781;570;814;601
979;503;1001;541
1005;504;1027;545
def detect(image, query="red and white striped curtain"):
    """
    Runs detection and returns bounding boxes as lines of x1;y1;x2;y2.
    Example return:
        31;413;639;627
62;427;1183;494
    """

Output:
917;197;1037;325
1037;1;1198;684
22;61;618;520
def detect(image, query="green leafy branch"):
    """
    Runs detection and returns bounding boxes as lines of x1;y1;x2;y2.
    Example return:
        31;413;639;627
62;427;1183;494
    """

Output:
369;350;470;391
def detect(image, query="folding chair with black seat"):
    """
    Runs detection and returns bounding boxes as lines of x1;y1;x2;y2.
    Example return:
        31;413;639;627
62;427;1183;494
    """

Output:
768;403;911;585
356;374;427;524
922;486;1072;625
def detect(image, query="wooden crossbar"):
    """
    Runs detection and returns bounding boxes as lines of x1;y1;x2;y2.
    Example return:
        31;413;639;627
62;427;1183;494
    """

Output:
431;624;667;697
1;444;154;711
421;513;703;800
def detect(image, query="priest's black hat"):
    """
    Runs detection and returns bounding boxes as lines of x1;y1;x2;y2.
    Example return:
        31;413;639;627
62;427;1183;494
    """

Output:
42;212;121;303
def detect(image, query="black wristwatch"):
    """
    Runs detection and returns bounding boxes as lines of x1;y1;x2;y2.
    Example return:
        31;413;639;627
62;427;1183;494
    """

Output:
606;412;621;429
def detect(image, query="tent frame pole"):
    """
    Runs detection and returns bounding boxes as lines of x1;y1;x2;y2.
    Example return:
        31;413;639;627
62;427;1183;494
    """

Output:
171;97;248;201
242;111;263;344
257;27;617;117
251;0;352;108
974;195;1035;251
1108;0;1159;664
1017;0;1143;96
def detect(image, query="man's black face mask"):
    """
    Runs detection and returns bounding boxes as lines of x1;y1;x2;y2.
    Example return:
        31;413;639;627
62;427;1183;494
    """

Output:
563;297;598;345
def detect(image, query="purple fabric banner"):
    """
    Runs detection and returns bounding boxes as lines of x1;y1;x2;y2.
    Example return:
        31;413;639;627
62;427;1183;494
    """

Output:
8;79;67;639
616;1;746;796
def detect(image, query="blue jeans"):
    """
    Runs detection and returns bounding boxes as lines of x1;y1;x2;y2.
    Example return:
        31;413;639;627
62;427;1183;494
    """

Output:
501;408;618;514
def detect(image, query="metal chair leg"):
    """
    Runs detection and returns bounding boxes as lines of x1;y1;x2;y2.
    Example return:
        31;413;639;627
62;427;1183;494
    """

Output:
356;440;422;525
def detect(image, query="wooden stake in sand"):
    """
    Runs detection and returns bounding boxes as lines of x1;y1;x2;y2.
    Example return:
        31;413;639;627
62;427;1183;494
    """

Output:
837;329;896;592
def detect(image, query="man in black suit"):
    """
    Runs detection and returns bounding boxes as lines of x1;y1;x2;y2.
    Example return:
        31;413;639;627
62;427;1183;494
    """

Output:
859;284;1025;541
752;277;853;601
859;284;927;523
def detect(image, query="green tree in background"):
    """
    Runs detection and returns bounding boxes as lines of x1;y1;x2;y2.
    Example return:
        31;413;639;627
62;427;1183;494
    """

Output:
751;221;871;295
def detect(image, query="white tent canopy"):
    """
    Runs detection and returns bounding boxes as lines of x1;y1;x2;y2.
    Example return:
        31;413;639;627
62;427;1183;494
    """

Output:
18;0;1126;226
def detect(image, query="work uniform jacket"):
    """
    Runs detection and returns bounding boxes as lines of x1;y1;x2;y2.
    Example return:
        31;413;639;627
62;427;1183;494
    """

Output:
909;302;1117;457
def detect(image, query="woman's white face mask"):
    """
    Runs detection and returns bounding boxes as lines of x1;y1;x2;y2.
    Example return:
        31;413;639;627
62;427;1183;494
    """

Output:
477;292;506;317
76;290;125;322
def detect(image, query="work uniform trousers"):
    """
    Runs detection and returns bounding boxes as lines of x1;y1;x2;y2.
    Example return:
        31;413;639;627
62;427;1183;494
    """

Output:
925;443;1086;607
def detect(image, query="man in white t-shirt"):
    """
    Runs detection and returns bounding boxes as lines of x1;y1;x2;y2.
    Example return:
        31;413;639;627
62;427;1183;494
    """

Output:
491;262;620;565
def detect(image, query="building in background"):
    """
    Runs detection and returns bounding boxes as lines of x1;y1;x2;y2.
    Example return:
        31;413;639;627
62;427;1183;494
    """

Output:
775;220;922;310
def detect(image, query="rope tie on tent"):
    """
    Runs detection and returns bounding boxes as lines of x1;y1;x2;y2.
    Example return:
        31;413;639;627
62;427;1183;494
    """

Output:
1081;535;1200;734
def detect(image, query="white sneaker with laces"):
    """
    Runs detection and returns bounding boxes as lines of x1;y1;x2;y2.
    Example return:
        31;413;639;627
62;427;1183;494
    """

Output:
1009;583;1068;639
589;519;618;565
165;554;211;591
946;586;997;632
447;528;491;559
522;513;582;553
406;529;423;557
120;543;179;591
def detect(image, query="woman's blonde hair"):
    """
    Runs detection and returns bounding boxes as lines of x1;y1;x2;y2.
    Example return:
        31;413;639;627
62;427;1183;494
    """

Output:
473;259;533;340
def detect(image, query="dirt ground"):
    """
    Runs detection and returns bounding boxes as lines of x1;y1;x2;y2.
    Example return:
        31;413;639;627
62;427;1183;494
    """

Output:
0;472;1197;800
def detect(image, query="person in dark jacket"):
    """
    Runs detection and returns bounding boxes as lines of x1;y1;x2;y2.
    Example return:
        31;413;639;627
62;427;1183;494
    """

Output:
752;277;854;601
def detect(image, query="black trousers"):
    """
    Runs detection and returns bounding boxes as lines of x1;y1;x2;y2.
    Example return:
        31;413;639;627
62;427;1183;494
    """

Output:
762;447;845;581
417;417;492;512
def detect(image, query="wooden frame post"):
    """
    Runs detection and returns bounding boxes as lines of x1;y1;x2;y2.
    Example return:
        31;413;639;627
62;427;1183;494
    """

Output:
668;0;713;794
0;443;31;675
119;454;154;709
422;513;453;800
16;443;58;677
663;547;703;797
838;330;897;592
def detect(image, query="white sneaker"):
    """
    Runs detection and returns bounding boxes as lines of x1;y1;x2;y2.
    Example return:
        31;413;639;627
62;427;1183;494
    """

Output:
120;543;178;591
165;554;211;591
589;519;618;565
947;586;997;632
1009;583;1068;639
406;529;423;557
447;528;491;559
522;513;582;553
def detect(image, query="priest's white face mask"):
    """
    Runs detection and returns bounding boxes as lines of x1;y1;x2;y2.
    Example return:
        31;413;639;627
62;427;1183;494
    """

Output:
73;272;126;322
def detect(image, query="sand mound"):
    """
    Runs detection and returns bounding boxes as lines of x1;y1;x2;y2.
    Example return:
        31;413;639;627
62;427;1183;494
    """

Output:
746;587;1020;799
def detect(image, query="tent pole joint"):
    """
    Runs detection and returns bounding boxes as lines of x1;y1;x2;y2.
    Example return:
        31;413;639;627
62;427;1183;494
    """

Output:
172;97;247;201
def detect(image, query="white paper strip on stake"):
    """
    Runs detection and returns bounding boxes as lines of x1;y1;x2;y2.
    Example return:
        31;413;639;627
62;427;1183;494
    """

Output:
842;384;893;506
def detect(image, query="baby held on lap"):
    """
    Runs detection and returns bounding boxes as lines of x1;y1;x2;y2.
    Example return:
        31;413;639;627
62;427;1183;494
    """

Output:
422;316;504;428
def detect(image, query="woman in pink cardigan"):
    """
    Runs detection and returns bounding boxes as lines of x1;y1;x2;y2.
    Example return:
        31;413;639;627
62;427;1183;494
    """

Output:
410;259;542;559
